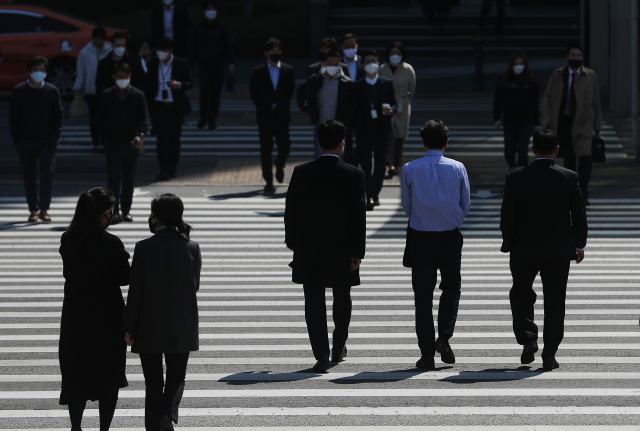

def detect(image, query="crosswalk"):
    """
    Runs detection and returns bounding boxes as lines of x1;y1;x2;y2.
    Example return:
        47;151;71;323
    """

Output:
1;194;640;429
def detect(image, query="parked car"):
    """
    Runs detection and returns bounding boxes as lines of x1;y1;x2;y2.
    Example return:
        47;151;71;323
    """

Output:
0;3;124;98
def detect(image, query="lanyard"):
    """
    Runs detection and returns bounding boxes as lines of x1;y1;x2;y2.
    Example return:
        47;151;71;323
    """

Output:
160;61;172;89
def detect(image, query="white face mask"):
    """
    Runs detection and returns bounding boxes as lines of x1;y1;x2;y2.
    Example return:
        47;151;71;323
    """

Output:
30;71;47;83
513;64;525;75
324;66;340;76
343;48;357;59
163;0;173;5
115;78;130;89
156;50;169;61
364;63;379;75
389;54;402;65
205;10;217;20
113;46;126;57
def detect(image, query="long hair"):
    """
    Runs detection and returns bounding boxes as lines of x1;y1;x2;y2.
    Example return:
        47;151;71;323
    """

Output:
499;50;536;87
66;187;114;248
151;193;193;239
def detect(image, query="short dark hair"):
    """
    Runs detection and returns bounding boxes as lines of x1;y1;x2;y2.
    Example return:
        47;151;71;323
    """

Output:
360;49;378;60
202;0;218;8
319;37;339;51
317;120;346;150
566;42;583;57
113;62;131;75
92;26;107;39
263;37;281;52
325;49;340;60
385;41;406;62
420;119;450;149
27;56;48;71
533;129;558;154
341;33;357;45
111;31;127;44
156;36;174;50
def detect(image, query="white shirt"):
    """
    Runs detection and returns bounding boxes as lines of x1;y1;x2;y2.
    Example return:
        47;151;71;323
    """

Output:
155;55;175;102
345;55;358;81
365;75;378;85
140;58;148;74
163;5;174;40
563;66;581;116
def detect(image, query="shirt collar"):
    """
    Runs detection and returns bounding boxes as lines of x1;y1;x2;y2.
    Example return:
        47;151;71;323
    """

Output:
26;79;44;89
268;61;281;70
321;154;340;158
160;54;174;67
365;75;378;85
345;55;358;63
425;149;444;158
569;66;582;75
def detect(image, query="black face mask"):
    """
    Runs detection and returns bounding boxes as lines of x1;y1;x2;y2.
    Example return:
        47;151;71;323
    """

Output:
568;59;582;69
148;216;157;234
269;53;282;63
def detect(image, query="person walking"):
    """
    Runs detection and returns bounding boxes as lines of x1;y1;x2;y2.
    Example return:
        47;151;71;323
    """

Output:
285;120;366;373
190;0;234;130
493;50;540;170
151;0;191;59
138;40;153;75
9;56;63;223
297;49;357;160
95;32;146;95
500;129;588;370
97;62;149;224
145;37;193;181
124;193;201;431
249;37;295;193
379;41;416;177
341;33;364;82
307;37;350;78
73;26;112;153
401;119;470;370
59;187;130;431
354;49;396;211
542;42;602;206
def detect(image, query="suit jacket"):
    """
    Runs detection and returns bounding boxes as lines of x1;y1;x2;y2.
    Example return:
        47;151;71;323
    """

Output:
249;61;295;124
97;86;149;144
354;75;397;139
95;53;146;96
123;228;202;354
342;56;365;81
500;159;588;261
296;72;357;125
151;4;191;56
285;156;366;287
307;61;350;78
145;55;193;117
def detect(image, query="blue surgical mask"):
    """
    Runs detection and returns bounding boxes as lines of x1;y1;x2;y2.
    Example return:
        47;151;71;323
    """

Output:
30;71;46;83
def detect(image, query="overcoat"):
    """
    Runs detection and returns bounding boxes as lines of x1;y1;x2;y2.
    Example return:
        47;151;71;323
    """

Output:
379;62;416;139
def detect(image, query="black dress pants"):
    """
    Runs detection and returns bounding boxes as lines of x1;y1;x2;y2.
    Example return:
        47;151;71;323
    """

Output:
197;66;225;125
14;136;57;212
84;94;99;147
558;115;592;199
509;257;571;359
355;127;388;200
151;102;185;174
409;228;462;358
104;140;139;216
139;352;190;430
68;388;119;431
258;110;291;184
303;285;352;361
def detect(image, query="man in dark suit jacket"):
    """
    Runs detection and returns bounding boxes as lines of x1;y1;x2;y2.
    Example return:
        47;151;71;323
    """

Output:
307;37;350;78
95;32;145;95
249;38;295;193
341;33;365;81
145;37;193;181
285;120;366;373
354;49;396;210
500;129;588;371
151;0;191;59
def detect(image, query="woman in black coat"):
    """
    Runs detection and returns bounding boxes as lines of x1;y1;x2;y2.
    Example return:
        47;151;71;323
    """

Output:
124;193;201;431
59;187;130;431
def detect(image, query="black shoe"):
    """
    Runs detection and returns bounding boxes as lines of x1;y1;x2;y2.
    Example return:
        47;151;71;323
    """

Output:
584;198;591;207
312;357;331;373
372;196;380;207
275;166;284;183
264;183;275;194
542;357;559;370
435;338;455;364
416;357;435;370
110;214;122;225
159;415;175;431
387;167;397;177
208;121;217;130
331;346;347;363
170;170;177;178
366;199;375;211
122;214;133;222
521;340;538;365
197;118;207;129
156;171;170;181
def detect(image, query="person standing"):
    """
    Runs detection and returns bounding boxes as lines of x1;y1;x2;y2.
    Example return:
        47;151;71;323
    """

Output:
379;41;416;177
73;26;112;153
145;37;193;181
9;56;63;223
297;49;357;160
249;38;295;193
152;0;191;59
285;120;366;373
59;187;130;431
307;37;350;78
97;62;149;224
401;119;470;370
500;129;588;370
542;43;602;206
95;32;146;95
493;50;540;170
124;194;201;431
138;40;153;75
354;49;396;211
189;0;235;130
341;33;364;82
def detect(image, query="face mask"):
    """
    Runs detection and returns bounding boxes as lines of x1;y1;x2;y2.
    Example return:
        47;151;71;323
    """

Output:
156;50;169;61
269;53;282;63
343;48;357;58
148;216;157;234
324;66;340;76
30;71;46;83
389;54;402;65
365;63;379;75
116;78;130;89
113;46;126;57
568;59;582;69
163;0;173;5
513;65;525;75
205;10;217;20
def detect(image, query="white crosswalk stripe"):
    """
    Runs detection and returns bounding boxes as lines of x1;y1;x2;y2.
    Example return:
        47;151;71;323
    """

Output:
0;195;639;428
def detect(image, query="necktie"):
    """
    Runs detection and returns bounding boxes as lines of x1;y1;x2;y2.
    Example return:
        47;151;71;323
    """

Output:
569;72;577;117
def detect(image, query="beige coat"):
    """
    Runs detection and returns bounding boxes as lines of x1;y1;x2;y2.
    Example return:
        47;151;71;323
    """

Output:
541;65;602;158
379;62;416;139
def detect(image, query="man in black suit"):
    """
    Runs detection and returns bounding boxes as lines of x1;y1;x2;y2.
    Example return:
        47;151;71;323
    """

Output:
145;37;193;181
501;129;588;371
249;38;295;193
95;32;145;95
285;120;366;373
307;37;350;78
341;33;365;82
354;49;396;211
151;0;191;59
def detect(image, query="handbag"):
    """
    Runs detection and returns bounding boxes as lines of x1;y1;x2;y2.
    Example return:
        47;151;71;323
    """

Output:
591;133;606;163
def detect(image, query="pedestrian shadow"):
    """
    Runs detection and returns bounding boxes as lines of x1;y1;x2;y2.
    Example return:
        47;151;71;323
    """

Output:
208;190;287;200
219;370;326;385
329;366;454;385
255;211;284;217
0;223;68;231
442;366;544;384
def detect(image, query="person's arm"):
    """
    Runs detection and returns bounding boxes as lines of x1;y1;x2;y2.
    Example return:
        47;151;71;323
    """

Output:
571;174;588;251
109;237;131;286
346;80;358;124
460;166;471;218
541;74;554;128
178;61;193;91
400;166;412;218
531;81;540;126
286;67;296;101
284;166;302;250
94;60;105;96
296;77;309;112
52;86;64;141
8;87;20;141
499;172;517;253
73;51;86;93
386;81;397;114
592;78;603;133
408;65;417;102
493;81;504;124
193;242;202;292
123;242;144;338
348;169;367;260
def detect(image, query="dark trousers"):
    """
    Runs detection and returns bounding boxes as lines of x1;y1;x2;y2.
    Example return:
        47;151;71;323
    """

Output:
150;102;185;174
480;0;506;34
197;66;225;124
14;136;57;212
503;121;533;169
387;136;406;170
409;228;462;358
509;257;570;359
104;140;139;216
355;127;388;200
84;94;99;146
558;115;593;198
139;352;190;430
258;110;291;184
68;388;119;431
303;285;352;361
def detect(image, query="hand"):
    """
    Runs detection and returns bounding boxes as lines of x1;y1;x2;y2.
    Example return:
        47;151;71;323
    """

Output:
228;65;235;76
382;106;393;116
134;136;144;149
350;258;361;271
168;80;180;89
576;250;585;264
494;120;502;130
124;333;134;346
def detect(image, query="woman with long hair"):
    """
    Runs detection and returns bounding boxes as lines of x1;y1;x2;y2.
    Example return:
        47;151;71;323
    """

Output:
493;50;540;170
124;193;201;431
58;187;130;431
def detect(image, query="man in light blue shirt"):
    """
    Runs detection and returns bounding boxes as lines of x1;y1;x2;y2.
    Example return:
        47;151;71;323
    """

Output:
400;119;470;370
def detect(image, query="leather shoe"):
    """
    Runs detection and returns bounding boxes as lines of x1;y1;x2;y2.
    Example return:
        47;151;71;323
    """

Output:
312;358;331;373
366;199;375;211
520;340;538;365
264;183;275;194
156;171;170;181
435;338;455;364
372;196;380;206
331;346;347;363
275;166;284;183
38;211;51;223
122;214;133;222
542;357;559;370
416;357;435;370
159;415;174;430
